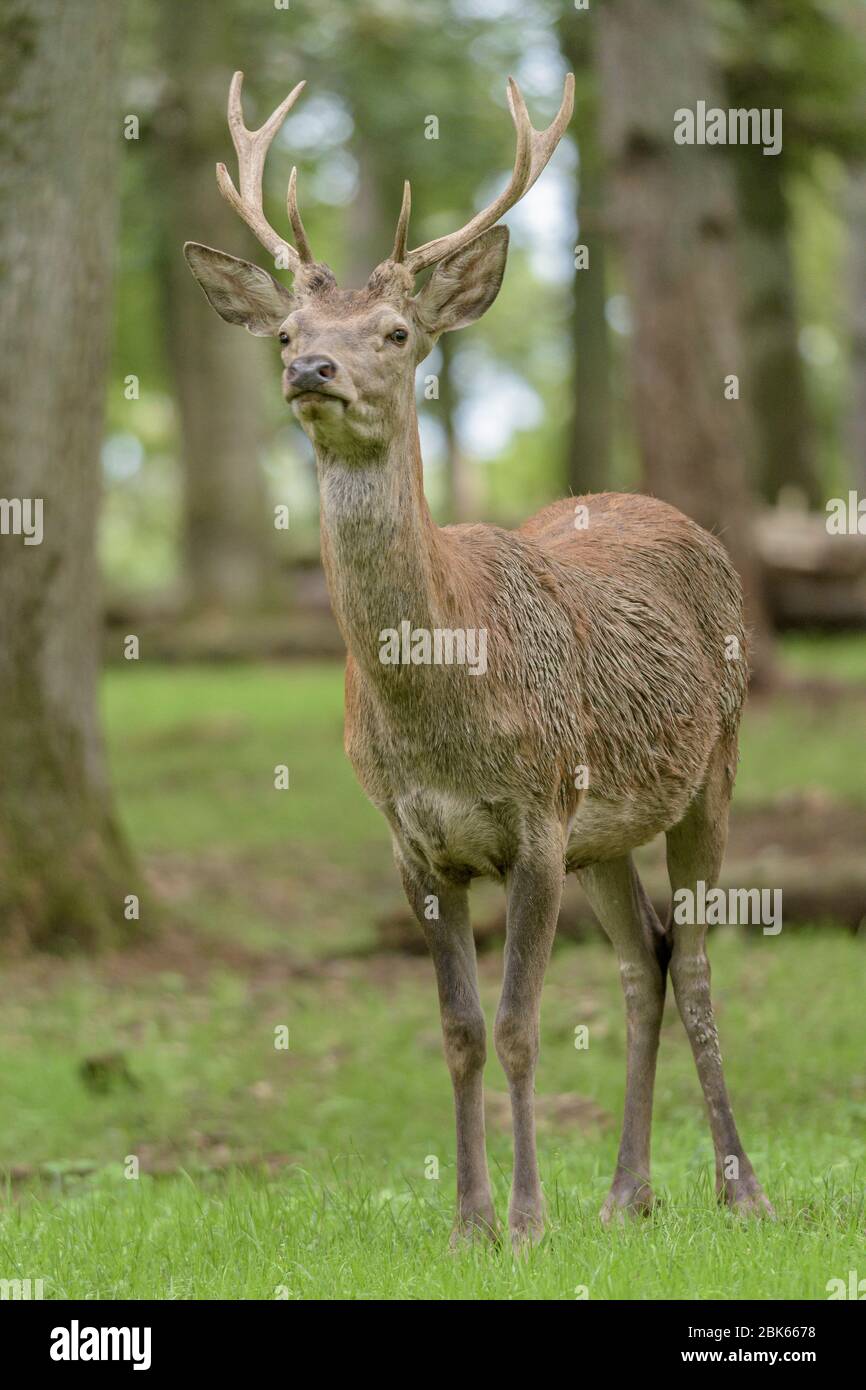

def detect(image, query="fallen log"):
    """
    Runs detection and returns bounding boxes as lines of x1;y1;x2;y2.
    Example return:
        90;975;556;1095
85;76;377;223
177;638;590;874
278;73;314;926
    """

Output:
757;506;866;627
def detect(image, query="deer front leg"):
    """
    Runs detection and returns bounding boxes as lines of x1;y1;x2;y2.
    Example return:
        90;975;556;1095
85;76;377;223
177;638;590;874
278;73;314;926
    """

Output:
495;841;563;1246
396;853;497;1242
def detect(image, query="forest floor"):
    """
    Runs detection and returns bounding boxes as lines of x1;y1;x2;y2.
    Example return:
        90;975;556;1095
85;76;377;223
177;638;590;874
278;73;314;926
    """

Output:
0;634;863;1298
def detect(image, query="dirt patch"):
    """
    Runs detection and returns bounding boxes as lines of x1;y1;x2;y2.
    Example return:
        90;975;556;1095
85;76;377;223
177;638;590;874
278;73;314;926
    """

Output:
94;920;322;989
485;1090;612;1134
2;1145;304;1190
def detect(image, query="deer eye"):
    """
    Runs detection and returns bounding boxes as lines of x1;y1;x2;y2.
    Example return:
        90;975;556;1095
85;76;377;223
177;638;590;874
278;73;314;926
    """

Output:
388;327;409;345
278;331;290;345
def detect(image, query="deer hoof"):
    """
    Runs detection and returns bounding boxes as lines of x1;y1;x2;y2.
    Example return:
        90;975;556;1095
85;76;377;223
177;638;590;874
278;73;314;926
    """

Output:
721;1177;775;1219
508;1203;545;1252
450;1202;499;1248
599;1178;655;1227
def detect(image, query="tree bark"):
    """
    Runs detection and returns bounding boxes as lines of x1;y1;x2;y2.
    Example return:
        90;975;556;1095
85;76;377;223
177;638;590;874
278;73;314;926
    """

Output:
844;161;866;494
597;0;775;679
156;0;275;613
732;142;818;506
558;12;611;496
437;332;473;522
566;141;612;496
0;0;139;950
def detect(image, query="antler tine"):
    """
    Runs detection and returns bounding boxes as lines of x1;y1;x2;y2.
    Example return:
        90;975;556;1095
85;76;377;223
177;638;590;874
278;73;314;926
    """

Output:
287;166;314;265
390;181;412;262
397;73;574;276
215;70;312;272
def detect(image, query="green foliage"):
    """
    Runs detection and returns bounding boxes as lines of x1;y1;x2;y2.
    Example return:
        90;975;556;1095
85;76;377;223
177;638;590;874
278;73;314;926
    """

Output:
716;0;866;160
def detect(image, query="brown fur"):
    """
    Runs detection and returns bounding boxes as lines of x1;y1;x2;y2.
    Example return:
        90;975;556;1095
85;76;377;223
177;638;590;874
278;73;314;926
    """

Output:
342;490;746;882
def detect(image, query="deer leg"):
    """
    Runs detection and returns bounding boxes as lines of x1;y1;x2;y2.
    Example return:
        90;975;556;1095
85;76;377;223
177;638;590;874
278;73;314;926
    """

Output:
397;854;497;1241
666;744;774;1217
494;843;564;1245
578;855;668;1224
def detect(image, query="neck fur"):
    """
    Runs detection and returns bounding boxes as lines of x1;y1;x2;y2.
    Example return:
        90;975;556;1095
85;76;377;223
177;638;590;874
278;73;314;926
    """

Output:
316;398;449;682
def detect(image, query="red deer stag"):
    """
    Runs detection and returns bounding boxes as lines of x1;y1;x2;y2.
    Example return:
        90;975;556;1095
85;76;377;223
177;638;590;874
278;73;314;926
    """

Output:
184;70;773;1245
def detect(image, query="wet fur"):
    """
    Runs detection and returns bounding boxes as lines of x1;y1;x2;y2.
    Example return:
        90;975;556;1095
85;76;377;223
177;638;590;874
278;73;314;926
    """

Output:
341;489;747;886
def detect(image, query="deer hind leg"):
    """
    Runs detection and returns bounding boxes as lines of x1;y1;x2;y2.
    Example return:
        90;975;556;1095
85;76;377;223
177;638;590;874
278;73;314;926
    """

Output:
579;854;668;1224
494;840;564;1247
396;852;497;1243
665;740;774;1217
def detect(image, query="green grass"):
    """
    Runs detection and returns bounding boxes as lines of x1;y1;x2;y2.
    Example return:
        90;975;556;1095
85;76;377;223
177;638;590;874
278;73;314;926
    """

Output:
103;662;378;856
2;1166;863;1300
781;632;866;686
0;634;863;1299
0;931;864;1298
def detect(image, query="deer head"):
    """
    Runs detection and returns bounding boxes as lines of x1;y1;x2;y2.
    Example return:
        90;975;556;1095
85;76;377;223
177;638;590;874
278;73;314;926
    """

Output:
185;70;574;458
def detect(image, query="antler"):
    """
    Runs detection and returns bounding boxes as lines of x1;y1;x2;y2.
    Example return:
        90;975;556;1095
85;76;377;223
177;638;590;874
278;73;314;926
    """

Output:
390;74;574;276
216;70;314;274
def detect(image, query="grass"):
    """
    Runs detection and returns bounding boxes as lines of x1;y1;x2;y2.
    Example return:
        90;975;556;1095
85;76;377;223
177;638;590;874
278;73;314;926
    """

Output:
3;1165;864;1300
1;931;863;1299
0;634;863;1299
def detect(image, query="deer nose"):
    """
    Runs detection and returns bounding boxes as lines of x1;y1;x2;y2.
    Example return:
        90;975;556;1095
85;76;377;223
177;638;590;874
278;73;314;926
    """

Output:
288;355;338;391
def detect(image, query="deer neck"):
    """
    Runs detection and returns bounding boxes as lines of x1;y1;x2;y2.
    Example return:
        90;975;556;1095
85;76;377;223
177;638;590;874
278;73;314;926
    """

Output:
316;396;449;684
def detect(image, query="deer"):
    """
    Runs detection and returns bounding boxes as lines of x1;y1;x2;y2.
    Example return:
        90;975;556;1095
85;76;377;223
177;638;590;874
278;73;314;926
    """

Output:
184;70;773;1246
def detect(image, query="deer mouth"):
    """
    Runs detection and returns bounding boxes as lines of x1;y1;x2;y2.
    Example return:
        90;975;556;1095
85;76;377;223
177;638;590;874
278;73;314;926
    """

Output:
288;388;349;409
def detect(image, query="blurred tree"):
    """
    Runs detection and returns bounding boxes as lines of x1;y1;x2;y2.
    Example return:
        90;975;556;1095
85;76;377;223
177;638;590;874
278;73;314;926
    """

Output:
718;0;866;506
845;165;866;493
557;9;611;496
154;0;276;613
598;0;774;678
730;145;817;505
0;0;140;948
839;0;866;494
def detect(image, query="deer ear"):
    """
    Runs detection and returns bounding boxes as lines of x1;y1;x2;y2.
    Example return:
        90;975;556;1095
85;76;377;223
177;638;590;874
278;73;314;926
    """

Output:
183;242;295;336
413;226;509;335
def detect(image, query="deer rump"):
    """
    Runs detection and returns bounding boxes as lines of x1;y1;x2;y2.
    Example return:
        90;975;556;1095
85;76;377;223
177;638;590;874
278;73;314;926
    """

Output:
344;491;747;885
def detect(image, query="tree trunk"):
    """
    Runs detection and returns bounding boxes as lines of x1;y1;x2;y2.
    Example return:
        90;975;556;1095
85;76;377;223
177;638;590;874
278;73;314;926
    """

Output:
844;161;866;494
437;332;473;522
733;144;818;505
597;0;775;679
566;142;612;496
0;0;139;950
558;12;611;496
156;0;275;613
344;135;391;290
